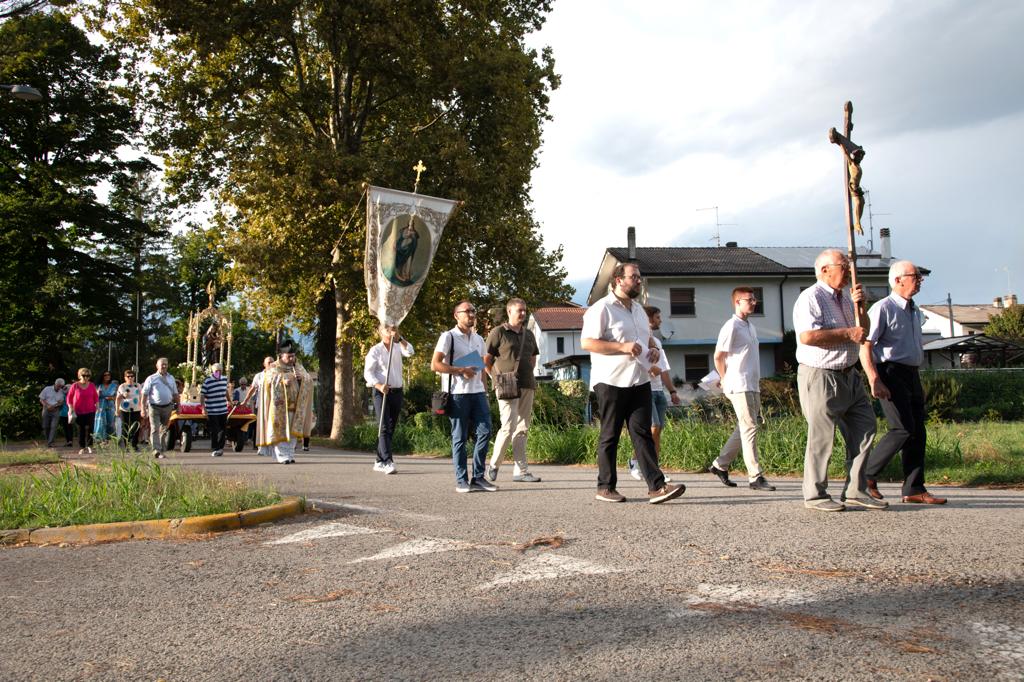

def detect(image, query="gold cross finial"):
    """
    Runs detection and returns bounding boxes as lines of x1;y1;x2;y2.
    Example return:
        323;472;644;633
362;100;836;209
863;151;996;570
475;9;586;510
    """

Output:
412;159;426;193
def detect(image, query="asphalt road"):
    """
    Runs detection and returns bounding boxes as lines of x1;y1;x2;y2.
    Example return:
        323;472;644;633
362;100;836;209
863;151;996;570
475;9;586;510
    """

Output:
2;445;1023;681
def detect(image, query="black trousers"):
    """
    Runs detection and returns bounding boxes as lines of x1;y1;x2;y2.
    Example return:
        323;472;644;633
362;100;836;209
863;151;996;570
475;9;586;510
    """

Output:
207;413;227;452
121;411;141;450
865;363;928;496
76;412;94;449
594;383;665;492
373;388;403;464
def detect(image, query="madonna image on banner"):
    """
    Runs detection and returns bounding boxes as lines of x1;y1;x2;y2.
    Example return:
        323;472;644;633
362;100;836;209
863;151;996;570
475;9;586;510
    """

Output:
380;214;431;287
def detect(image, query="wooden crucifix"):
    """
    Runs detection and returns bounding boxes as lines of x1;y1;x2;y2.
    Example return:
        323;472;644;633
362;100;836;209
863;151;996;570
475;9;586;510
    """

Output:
828;101;868;329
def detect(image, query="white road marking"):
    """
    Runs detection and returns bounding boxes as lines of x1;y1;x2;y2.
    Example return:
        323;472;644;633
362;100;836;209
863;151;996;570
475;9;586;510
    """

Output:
348;538;474;564
477;554;625;590
306;499;442;521
265;522;382;545
971;621;1024;673
669;583;816;618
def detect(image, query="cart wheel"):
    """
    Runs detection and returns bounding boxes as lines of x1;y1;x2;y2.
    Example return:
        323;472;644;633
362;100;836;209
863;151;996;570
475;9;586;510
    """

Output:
232;431;245;452
181;426;193;453
163;424;177;453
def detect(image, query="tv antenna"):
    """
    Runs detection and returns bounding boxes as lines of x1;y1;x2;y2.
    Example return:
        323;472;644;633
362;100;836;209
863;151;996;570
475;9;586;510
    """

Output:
864;189;891;253
696;206;737;247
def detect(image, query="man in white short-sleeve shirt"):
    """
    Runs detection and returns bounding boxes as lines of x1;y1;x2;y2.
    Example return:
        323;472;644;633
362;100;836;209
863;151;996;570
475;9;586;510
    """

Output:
431;300;497;494
581;262;685;505
708;286;776;491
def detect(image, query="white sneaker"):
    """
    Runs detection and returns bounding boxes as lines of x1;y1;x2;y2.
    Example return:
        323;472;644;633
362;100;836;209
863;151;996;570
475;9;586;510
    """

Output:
664;473;673;483
628;459;642;481
372;461;385;472
382;462;396;475
86;447;93;454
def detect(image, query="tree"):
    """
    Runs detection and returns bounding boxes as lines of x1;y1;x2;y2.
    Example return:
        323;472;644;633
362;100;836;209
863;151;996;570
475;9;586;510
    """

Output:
0;11;152;388
93;0;572;436
985;304;1024;344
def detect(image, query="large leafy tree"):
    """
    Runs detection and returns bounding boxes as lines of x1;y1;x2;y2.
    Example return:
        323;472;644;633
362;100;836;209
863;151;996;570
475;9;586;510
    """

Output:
985;304;1024;344
0;11;153;386
94;0;572;436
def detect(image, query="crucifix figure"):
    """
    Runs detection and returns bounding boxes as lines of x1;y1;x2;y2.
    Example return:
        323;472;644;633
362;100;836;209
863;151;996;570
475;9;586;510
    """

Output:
828;102;866;235
412;159;427;194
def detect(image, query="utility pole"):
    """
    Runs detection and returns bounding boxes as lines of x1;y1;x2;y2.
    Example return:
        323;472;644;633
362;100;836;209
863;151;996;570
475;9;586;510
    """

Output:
696;206;737;247
947;292;955;337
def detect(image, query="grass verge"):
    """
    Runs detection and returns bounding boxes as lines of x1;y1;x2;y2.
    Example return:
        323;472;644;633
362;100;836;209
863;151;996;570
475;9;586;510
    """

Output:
334;416;1024;486
0;451;281;530
0;449;61;466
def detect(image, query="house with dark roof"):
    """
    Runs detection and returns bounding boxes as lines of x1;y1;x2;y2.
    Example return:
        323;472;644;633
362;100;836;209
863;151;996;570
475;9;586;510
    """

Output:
526;304;587;379
920;296;1017;340
586;227;909;381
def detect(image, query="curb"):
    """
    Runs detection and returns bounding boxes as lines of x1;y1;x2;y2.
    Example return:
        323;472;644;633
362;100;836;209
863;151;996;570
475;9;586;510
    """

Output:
1;496;305;546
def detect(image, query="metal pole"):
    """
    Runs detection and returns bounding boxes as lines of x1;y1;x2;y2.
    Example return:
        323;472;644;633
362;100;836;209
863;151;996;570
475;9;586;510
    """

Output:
947;293;955;337
377;339;396;440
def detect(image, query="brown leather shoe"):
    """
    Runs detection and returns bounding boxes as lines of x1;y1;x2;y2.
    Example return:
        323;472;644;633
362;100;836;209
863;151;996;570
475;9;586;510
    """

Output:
595;489;626;503
902;492;947;505
866;479;884;500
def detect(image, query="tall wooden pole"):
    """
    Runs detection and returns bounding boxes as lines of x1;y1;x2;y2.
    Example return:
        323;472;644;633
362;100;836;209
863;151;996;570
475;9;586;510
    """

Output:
830;101;868;330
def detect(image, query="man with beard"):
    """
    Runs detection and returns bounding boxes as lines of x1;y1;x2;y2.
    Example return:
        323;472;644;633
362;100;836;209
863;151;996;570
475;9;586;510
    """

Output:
581;262;686;505
254;340;314;464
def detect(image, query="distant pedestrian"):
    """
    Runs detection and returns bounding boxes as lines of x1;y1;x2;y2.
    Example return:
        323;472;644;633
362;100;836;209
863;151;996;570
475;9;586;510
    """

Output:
66;368;99;455
364;324;414;474
794;249;886;512
708;287;776;491
628;306;679;482
38;378;66;448
431;300;496;494
201;363;229;457
93;370;118;441
860;260;946;505
240;357;274;454
581;262;685;505
116;368;144;451
141;358;179;459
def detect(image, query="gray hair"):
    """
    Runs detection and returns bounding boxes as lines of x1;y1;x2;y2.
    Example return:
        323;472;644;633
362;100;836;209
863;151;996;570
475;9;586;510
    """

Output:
888;260;916;287
814;249;847;279
54;378;65;387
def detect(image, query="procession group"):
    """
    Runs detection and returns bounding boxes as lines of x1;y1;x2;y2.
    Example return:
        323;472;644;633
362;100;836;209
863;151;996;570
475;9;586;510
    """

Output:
38;247;944;510
366;247;944;509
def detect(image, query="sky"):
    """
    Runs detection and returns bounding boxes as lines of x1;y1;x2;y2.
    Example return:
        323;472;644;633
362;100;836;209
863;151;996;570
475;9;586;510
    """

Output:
525;0;1024;307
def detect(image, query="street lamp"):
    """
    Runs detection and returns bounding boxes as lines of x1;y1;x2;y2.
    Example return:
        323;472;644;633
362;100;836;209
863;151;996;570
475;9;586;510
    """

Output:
1;84;43;102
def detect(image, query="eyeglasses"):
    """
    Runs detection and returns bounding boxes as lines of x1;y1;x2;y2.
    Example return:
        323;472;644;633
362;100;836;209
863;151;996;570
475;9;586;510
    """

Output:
455;308;476;315
738;298;758;304
897;273;923;281
823;263;850;271
620;275;642;282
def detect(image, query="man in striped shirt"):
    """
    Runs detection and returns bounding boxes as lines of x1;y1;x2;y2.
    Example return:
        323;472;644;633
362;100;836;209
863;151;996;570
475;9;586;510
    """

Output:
201;362;229;457
793;249;887;513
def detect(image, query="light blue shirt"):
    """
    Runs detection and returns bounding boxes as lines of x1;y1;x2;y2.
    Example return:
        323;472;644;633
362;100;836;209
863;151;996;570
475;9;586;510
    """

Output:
867;293;924;367
141;371;178;406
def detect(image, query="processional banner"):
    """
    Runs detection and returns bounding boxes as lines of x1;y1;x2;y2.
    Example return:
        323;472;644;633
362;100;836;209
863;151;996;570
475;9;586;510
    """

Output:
364;185;459;326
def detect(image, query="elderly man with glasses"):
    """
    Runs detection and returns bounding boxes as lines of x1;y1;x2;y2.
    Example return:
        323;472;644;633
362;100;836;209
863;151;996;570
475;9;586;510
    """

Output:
793;249;888;512
432;300;497;494
860;261;946;505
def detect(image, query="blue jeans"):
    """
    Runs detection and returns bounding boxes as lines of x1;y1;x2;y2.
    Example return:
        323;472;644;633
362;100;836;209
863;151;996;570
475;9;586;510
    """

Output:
449;392;492;485
651;389;669;427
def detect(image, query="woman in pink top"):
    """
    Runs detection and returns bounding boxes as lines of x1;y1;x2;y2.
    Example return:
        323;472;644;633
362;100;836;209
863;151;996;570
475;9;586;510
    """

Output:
66;367;99;454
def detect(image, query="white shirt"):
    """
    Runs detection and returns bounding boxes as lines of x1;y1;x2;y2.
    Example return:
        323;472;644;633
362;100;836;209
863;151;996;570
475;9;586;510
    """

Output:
434;327;487;394
141;371;178;406
582;292;652;389
648;338;671;393
364;340;415;388
40;385;65;409
716;315;760;394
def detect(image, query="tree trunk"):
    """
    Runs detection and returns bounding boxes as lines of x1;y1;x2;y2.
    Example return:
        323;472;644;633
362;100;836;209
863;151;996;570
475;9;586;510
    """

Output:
331;286;359;438
316;286;336;436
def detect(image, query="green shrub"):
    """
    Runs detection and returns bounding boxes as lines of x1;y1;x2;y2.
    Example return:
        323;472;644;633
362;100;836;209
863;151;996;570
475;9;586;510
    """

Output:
0;382;41;441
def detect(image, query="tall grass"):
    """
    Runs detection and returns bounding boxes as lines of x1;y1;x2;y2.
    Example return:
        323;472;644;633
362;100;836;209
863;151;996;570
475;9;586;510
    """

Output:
0;454;280;530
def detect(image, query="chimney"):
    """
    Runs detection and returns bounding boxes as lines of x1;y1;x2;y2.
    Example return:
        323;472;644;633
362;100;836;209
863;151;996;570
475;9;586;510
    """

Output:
725;241;738;248
627;226;636;261
1005;294;1019;307
879;228;892;262
993;297;1004;308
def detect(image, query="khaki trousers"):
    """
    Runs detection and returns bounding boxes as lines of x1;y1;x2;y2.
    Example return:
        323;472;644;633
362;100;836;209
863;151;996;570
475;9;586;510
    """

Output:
714;391;764;482
798;365;876;501
488;388;535;475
